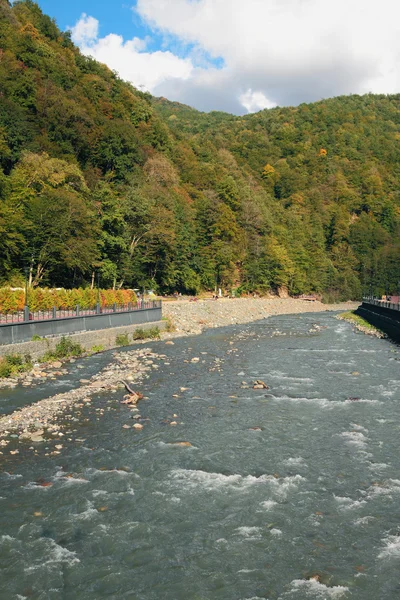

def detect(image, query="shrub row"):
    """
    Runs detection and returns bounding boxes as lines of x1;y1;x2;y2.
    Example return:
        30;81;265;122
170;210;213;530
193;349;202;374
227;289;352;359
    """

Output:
0;288;137;313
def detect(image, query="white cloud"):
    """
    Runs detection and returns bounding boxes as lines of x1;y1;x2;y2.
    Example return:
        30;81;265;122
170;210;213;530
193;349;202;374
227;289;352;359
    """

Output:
240;90;277;113
71;1;400;114
70;14;193;93
70;13;98;45
136;0;400;111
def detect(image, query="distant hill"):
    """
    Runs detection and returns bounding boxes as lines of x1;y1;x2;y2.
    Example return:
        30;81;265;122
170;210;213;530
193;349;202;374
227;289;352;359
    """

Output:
0;0;399;299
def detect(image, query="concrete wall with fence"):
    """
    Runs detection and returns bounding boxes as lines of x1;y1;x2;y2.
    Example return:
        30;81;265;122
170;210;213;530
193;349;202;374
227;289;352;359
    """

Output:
356;300;400;343
0;302;162;346
0;320;167;362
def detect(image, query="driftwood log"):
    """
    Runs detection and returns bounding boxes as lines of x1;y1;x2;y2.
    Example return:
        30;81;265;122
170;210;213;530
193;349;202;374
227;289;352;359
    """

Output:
120;380;136;394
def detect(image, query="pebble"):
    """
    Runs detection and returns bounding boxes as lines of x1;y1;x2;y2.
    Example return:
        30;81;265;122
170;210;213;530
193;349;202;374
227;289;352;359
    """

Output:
168;441;192;447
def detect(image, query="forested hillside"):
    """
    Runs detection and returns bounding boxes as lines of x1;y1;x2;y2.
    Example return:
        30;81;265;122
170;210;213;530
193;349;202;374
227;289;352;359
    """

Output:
0;0;399;299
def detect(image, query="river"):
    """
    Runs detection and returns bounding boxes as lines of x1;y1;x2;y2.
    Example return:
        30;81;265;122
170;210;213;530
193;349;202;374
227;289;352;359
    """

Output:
0;312;399;599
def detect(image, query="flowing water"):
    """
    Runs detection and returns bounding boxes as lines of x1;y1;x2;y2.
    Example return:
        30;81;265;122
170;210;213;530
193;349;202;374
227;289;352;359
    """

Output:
0;312;399;600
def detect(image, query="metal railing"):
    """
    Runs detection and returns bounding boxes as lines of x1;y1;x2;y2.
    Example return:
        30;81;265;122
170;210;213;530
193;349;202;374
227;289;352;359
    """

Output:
0;300;162;326
362;297;400;312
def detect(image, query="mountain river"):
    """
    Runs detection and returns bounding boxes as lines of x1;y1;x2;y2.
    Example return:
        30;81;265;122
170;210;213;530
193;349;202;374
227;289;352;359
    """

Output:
0;312;399;599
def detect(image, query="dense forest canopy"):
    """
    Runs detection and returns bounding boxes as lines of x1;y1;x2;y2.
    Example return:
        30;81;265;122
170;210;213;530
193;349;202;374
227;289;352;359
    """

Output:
0;0;399;299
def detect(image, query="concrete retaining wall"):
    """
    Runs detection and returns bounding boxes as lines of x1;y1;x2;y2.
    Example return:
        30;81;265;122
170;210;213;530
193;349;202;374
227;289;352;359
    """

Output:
0;307;162;346
0;320;166;361
356;303;400;343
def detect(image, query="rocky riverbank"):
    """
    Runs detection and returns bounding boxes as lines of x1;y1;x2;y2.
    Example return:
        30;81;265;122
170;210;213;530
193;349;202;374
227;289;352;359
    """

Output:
336;311;385;338
0;298;359;453
163;297;359;336
0;348;162;452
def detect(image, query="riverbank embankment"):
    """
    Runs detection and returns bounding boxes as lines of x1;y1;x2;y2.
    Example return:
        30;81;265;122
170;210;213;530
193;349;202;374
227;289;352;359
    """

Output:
0;298;358;443
0;320;167;362
163;297;359;336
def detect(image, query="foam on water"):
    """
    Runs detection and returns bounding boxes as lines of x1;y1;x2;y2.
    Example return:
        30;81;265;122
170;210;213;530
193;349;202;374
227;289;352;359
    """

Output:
24;538;80;573
236;526;262;539
54;470;89;485
338;430;369;450
281;578;350;598
92;489;109;497
93;468;131;476
76;501;99;520
366;479;400;499
368;462;389;472
2;472;22;479
168;469;305;499
237;569;257;573
282;457;307;467
259;500;278;510
270;394;380;409
269;371;314;383
350;423;369;433
270;528;283;536
334;495;367;511
378;534;400;560
354;516;375;526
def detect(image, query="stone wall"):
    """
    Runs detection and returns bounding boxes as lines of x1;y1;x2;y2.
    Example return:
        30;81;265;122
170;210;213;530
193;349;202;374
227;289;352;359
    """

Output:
0;320;166;361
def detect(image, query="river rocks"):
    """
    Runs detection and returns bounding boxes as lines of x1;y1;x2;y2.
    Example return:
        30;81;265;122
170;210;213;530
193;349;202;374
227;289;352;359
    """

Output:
191;357;200;363
122;424;131;429
162;298;358;338
168;441;192;447
253;380;269;390
89;380;106;388
165;341;174;345
169;421;178;426
0;347;160;444
52;361;63;369
133;423;144;430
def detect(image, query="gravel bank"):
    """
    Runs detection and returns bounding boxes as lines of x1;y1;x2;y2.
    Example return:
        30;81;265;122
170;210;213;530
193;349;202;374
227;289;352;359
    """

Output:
0;298;358;451
163;298;359;336
0;348;161;444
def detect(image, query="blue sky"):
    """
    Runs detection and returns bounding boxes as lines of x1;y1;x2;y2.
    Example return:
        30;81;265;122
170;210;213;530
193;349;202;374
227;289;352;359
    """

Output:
34;0;400;115
36;1;161;51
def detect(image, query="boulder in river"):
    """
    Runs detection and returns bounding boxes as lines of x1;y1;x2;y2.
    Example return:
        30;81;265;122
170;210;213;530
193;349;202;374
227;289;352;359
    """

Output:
253;380;269;389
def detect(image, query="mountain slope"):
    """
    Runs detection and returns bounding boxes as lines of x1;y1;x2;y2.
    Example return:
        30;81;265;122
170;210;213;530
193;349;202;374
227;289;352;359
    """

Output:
0;0;399;298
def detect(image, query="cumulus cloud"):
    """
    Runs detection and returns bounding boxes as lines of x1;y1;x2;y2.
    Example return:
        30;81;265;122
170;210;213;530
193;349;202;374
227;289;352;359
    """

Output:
70;15;193;93
71;0;400;114
70;13;98;45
